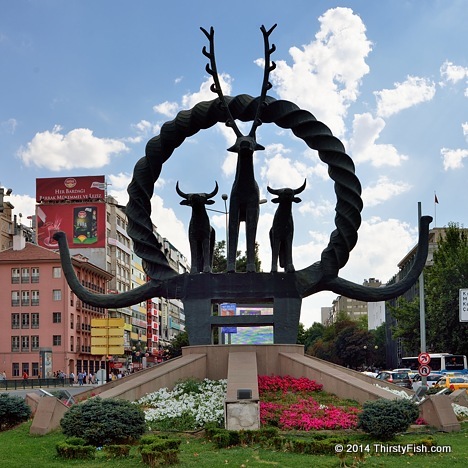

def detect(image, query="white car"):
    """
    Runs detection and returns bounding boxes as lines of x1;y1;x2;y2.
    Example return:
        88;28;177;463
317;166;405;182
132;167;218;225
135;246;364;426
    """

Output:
412;373;442;391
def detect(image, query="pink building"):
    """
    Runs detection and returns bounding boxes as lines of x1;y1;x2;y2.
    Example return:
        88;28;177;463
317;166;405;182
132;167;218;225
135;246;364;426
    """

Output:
0;238;112;379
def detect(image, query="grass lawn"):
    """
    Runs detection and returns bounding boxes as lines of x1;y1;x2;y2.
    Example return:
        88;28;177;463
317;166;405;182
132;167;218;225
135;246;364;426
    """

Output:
1;421;468;467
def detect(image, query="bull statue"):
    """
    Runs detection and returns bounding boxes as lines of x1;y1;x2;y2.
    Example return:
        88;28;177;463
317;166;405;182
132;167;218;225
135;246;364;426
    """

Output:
176;181;218;273
268;179;306;273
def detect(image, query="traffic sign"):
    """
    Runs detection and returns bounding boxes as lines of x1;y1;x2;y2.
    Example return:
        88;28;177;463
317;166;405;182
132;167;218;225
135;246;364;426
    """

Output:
418;352;431;365
419;364;431;377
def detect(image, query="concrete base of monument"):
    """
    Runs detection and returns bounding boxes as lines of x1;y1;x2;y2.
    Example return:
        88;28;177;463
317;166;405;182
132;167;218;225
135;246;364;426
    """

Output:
75;344;412;406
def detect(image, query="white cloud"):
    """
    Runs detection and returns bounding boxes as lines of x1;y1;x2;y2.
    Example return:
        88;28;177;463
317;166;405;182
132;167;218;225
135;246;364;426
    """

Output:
260;152;310;188
374;76;436;118
440;61;468;91
350;113;408;166
442;147;468;170
1;118;17;134
17;125;128;171
265;7;372;138
153;101;180;118
361;176;412;207
181;73;232;110
9;193;36;219
441;122;468;170
298;199;335;217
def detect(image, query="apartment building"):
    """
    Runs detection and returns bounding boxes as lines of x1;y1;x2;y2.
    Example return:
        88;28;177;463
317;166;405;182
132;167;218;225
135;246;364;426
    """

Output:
0;234;112;379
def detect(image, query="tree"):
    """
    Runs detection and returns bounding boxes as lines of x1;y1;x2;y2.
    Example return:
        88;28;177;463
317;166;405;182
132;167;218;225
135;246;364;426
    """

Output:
425;222;468;355
297;322;325;353
165;331;189;358
389;297;421;355
212;240;261;273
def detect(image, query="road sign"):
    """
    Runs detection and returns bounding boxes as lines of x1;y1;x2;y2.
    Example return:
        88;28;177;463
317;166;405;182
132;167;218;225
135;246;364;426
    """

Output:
419;364;431;377
418;352;431;365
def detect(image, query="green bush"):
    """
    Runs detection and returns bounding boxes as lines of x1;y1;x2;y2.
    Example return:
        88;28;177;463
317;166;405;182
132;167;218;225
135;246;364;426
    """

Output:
56;441;95;459
357;398;419;440
0;393;32;431
60;397;146;446
140;437;181;467
103;444;131;458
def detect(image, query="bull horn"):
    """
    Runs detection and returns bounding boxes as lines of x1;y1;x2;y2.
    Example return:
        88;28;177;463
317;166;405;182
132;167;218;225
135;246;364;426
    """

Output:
267;185;281;196
321;215;433;301
52;231;164;308
176;181;188;199
294;179;307;195
206;181;219;199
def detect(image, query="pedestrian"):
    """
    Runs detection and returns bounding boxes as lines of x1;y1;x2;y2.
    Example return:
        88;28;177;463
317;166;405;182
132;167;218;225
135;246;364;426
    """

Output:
77;372;83;386
69;372;75;385
0;371;6;380
22;371;29;382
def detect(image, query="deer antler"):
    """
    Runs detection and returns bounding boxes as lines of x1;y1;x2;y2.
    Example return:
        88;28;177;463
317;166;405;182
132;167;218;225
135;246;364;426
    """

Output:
249;24;277;138
200;27;242;138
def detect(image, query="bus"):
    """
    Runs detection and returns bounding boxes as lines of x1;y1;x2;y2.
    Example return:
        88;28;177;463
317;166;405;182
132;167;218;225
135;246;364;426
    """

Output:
400;353;468;373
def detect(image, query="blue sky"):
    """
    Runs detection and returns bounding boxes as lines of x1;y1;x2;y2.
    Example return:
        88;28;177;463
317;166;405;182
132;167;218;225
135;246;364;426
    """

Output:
1;1;467;326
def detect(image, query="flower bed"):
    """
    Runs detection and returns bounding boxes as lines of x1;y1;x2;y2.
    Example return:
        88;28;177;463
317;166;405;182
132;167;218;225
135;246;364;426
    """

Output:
137;378;227;431
259;375;360;431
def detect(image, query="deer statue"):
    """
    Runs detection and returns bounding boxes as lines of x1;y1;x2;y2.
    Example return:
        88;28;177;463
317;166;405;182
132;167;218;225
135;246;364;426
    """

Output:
201;24;277;272
176;181;218;273
268;180;306;273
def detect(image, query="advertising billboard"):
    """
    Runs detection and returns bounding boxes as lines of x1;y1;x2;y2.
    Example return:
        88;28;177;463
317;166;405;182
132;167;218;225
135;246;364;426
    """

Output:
36;175;106;203
36;202;106;249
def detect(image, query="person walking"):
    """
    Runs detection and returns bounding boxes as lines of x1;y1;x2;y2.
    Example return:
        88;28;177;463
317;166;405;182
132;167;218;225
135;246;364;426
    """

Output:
77;372;84;386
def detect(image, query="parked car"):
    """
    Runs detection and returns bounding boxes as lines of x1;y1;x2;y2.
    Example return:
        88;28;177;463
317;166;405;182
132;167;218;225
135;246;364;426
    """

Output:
433;375;468;391
375;370;413;389
412;373;442;391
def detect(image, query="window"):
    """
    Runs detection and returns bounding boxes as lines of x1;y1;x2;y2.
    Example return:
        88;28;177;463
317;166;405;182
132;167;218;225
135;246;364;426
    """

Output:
21;336;29;352
32;362;39;377
11;291;19;307
31;336;39;351
22;363;29;376
53;312;62;323
70;313;74;329
31;267;40;283
21;313;29;329
31;313;39;329
70;336;74;352
31;290;39;306
21;290;30;306
11;268;20;283
12;363;19;377
11;336;20;352
53;289;62;301
21;268;30;283
53;335;62;346
11;313;20;329
53;267;61;278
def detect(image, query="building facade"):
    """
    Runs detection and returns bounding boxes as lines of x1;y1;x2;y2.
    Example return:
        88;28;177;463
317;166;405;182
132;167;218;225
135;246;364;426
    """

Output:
0;235;112;378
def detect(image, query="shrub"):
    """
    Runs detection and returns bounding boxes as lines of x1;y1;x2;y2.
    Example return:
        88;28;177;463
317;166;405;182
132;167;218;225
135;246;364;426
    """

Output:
103;444;131;458
56;441;95;460
0;393;32;431
60;397;146;446
357;399;419;440
140;437;181;466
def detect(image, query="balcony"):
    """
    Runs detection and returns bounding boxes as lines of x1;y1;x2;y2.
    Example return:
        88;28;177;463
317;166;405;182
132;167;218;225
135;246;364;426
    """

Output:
31;299;39;306
11;300;19;307
31;276;39;283
11;277;19;284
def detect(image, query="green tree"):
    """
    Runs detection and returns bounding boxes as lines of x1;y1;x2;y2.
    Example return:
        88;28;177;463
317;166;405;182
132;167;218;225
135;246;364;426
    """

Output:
425;222;468;354
165;331;189;358
212;240;262;273
389;297;421;355
297;322;325;353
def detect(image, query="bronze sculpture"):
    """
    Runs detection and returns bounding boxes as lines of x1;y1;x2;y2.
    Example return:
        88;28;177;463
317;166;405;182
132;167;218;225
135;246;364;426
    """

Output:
54;24;432;345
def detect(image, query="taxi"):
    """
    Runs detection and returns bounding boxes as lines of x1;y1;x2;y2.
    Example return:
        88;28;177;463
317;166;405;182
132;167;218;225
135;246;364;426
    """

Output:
433;375;468;391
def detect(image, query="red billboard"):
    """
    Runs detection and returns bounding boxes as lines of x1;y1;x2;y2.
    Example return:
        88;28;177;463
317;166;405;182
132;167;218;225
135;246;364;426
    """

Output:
36;202;106;249
36;175;106;203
